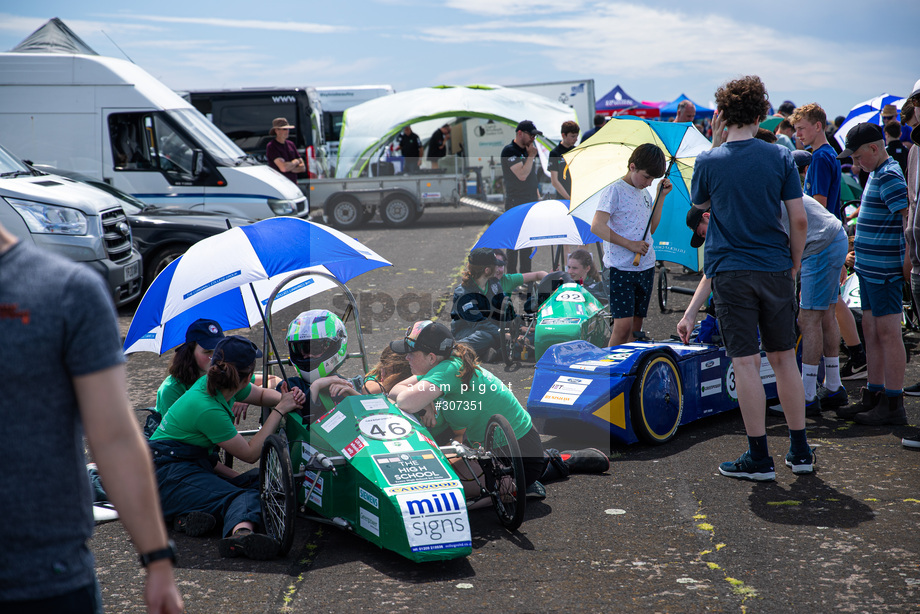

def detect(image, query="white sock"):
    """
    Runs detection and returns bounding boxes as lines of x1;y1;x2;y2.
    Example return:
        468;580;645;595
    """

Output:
824;356;841;390
802;363;819;400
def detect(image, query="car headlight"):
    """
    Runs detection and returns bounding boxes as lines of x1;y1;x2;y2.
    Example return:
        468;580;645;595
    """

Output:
7;198;88;235
267;198;296;215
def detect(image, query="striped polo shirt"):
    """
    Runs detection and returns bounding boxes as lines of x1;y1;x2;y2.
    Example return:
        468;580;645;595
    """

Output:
854;157;908;283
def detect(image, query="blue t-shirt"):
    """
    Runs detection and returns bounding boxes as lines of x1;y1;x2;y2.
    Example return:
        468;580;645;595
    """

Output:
804;144;843;220
691;139;803;277
854;157;908;283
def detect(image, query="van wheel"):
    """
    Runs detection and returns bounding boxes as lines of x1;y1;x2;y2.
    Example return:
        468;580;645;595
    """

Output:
380;193;417;228
326;196;363;230
145;245;187;287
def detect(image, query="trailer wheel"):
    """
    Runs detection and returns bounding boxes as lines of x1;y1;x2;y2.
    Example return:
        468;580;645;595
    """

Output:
325;196;363;230
380;193;417;228
630;352;683;445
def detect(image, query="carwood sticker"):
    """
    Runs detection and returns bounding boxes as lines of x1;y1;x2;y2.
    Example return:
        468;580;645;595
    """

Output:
384;480;462;495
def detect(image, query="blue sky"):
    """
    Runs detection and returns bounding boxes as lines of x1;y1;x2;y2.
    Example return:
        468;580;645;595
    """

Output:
1;1;918;121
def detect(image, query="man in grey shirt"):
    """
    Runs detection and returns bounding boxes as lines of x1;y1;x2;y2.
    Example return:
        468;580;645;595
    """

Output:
0;220;182;613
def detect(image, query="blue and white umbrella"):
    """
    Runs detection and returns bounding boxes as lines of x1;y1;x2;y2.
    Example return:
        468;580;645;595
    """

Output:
124;217;391;354
835;93;904;150
472;199;601;251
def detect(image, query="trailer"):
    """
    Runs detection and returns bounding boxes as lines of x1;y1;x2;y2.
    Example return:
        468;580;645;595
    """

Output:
309;160;498;230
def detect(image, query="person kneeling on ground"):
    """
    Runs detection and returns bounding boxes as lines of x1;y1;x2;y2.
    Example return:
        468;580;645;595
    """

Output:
149;336;305;560
388;321;608;501
451;248;545;362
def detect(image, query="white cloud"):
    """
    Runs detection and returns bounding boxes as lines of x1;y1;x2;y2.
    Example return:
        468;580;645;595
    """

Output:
443;0;586;16
125;14;350;34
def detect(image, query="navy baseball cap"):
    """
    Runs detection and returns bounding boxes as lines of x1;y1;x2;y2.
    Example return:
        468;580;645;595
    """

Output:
837;123;884;159
791;149;812;171
390;320;455;357
211;335;262;370
186;318;224;350
469;247;498;267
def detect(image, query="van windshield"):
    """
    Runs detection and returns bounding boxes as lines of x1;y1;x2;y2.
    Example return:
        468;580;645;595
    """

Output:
0;145;32;176
166;109;249;165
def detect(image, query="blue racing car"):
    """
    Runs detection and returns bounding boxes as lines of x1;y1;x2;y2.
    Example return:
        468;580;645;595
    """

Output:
527;339;780;445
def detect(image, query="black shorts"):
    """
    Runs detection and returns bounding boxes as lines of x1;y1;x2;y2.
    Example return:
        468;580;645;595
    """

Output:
710;270;796;358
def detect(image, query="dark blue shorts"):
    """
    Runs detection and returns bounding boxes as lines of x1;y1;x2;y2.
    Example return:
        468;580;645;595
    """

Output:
607;267;655;320
857;274;903;317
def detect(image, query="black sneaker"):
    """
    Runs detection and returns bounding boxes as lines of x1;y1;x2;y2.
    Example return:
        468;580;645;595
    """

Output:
784;447;816;474
840;354;867;380
903;428;920;449
174;511;217;537
816;385;848;409
903;382;920;397
718;450;775;481
561;448;610;473
805;396;822;416
218;529;280;560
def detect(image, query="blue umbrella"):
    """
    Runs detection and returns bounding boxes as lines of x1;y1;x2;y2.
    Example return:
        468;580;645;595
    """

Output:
124;217;391;354
472;199;601;251
835;93;904;150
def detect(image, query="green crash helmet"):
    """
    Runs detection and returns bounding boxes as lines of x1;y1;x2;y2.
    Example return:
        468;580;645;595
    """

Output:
286;309;348;383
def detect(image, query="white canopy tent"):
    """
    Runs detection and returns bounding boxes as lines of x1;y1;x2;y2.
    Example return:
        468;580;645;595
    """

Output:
334;85;577;178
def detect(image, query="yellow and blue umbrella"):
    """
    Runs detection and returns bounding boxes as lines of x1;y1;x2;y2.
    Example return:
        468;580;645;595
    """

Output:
563;116;711;271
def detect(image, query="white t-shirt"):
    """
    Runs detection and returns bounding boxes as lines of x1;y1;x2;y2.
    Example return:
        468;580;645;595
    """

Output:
596;178;655;271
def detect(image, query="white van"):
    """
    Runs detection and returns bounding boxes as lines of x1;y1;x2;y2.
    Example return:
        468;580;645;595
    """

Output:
0;53;307;220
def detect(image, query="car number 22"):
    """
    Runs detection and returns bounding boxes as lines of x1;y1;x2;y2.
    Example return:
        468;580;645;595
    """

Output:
359;414;414;440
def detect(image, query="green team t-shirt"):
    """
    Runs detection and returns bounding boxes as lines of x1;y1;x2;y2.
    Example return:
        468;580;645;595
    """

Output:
500;273;524;294
419;357;531;444
150;377;252;451
155;375;190;416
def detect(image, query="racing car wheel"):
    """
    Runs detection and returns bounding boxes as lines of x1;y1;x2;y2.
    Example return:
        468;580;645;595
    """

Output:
260;434;296;556
630;352;683;445
482;415;526;530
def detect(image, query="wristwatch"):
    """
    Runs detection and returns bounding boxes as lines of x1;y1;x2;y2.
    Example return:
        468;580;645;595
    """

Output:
139;540;178;568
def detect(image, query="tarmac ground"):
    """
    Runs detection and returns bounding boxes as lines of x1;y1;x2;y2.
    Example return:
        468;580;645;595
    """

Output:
97;206;919;613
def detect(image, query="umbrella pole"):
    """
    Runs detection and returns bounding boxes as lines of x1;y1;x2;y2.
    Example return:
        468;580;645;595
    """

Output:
631;158;675;266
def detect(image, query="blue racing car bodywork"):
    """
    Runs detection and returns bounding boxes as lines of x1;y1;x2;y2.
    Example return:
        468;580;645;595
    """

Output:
527;340;780;445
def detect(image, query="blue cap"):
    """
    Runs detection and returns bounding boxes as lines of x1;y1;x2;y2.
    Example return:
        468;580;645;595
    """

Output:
211;335;262;370
186;319;224;350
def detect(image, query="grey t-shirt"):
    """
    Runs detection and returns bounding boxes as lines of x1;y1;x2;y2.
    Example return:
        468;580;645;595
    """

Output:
781;194;846;258
0;241;125;601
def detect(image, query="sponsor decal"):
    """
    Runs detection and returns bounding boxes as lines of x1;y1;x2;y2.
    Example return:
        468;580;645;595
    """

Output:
540;391;579;405
384;439;413;453
542;374;590;404
342;436;368;459
359;414;413;440
421;192;441;199
300;442;318;463
760;356;776;386
416;431;436;447
373;452;452;486
397;489;471;552
701;357;721;370
556;291;585;303
360;398;389;411
303;471;324;495
700;379;722;397
319;411;346;433
726;364;737;400
360;508;380;536
359;487;379;509
384;480;462;495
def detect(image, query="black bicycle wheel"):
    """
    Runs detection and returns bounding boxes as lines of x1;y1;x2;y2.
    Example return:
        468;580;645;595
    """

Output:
483;415;526;530
259;434;295;556
657;266;669;312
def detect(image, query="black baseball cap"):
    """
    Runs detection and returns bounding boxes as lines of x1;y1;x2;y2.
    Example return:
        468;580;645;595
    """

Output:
390;320;455;357
516;120;543;136
185;318;224;350
686;208;706;248
469;247;497;267
837;123;884;159
211;335;262;370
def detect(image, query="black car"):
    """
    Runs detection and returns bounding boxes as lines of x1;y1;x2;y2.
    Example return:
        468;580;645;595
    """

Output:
33;166;251;288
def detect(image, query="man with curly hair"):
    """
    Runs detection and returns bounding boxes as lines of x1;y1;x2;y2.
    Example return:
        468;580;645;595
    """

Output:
689;75;812;481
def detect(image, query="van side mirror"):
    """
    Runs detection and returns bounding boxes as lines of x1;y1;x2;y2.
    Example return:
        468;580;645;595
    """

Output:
192;150;204;176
